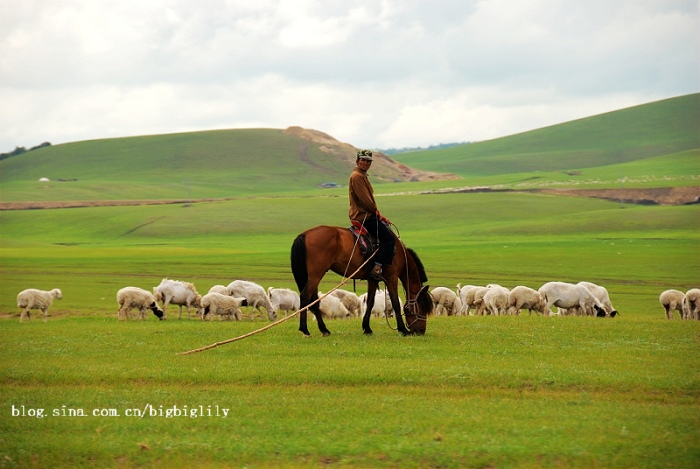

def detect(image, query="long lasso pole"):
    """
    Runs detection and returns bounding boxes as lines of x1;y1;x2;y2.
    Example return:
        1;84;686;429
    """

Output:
177;252;376;355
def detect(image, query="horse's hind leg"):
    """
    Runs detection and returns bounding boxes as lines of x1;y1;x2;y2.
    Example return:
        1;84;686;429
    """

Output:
299;308;311;336
311;302;331;337
299;276;331;337
299;294;331;337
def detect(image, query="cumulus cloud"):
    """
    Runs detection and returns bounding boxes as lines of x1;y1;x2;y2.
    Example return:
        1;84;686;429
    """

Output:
0;0;697;152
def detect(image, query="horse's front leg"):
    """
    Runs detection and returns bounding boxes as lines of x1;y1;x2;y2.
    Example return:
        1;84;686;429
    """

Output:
362;282;379;335
387;285;410;336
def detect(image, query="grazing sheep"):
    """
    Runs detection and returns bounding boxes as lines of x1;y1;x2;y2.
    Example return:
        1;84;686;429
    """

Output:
153;278;203;319
318;292;352;319
683;288;700;320
483;285;511;316
539;282;606;317
456;284;479;315
200;292;247;321
226;280;277;321
578;281;618;317
659;289;685;320
359;289;397;318
431;286;463;316
208;285;229;295
330;289;362;317
472;286;495;316
116;287;164;321
17;288;62;323
507;286;546;316
268;287;300;317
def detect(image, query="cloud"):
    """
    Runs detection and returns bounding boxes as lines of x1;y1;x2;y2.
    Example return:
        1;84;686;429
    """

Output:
1;0;697;153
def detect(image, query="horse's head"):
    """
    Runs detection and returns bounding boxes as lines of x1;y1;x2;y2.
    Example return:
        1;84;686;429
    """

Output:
404;285;432;335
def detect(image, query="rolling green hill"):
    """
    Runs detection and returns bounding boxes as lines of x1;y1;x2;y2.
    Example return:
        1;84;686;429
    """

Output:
0;129;357;202
0;94;697;204
394;93;700;177
0;127;450;202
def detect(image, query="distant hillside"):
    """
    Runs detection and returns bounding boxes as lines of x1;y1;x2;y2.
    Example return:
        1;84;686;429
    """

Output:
0;127;455;202
378;142;470;155
2;94;697;205
395;93;700;177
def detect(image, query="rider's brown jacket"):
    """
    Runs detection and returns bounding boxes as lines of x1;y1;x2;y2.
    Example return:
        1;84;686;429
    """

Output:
348;166;378;222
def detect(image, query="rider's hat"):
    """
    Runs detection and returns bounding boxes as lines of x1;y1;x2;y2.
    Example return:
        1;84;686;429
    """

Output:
356;149;373;161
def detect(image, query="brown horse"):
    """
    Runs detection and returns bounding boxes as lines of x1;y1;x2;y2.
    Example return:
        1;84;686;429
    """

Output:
291;225;432;336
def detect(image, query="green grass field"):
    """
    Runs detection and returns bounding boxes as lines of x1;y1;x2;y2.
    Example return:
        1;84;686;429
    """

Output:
1;191;698;468
1;315;698;468
1;95;699;467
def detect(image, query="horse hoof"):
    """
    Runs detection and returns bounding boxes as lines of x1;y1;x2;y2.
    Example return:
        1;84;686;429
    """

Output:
363;329;373;335
322;332;331;337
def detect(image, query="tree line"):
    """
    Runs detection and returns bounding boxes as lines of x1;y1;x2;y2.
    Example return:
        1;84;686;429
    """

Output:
0;142;51;161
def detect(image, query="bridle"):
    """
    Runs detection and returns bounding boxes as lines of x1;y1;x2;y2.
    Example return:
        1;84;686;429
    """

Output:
403;296;428;330
380;234;428;333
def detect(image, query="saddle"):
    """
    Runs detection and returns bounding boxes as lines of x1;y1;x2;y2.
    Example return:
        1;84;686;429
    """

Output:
348;220;378;259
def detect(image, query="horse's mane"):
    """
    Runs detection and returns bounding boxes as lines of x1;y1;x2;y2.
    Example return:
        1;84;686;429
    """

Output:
406;248;428;283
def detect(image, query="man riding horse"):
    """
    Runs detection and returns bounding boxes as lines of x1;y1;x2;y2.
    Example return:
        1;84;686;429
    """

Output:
348;150;396;281
290;149;433;337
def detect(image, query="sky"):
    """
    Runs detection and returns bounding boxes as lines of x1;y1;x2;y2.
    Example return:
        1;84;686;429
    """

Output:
1;0;698;154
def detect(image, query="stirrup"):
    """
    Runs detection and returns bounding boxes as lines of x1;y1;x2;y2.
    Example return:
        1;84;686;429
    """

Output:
369;265;384;281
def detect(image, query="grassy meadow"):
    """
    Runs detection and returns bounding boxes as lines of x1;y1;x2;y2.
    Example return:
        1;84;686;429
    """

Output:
1;316;698;468
1;94;699;467
1;190;698;468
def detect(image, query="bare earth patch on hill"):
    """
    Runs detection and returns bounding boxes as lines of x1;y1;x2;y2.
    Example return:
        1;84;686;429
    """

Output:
283;126;459;183
535;186;700;205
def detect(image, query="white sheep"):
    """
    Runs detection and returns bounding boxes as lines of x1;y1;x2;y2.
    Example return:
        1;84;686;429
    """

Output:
268;287;300;316
208;285;229;295
330;289;362;317
431;286;463;316
507;286;546;316
17;288;62;323
483;285;511;316
456;284;477;315
200;292;247;321
226;280;277;321
359;289;397;318
683;288;700;320
471;286;492;316
539;282;605;317
578;281;618;317
659;289;685;320
318;292;352;319
153;278;203;319
116;287;164;321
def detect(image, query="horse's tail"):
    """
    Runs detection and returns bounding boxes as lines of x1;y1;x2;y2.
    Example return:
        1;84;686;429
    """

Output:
291;234;308;292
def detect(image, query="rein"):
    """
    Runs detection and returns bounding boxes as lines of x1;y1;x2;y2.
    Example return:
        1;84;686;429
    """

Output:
177;253;377;355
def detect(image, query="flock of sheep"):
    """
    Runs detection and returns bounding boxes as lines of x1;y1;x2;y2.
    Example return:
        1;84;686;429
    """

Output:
14;278;700;323
431;282;700;320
